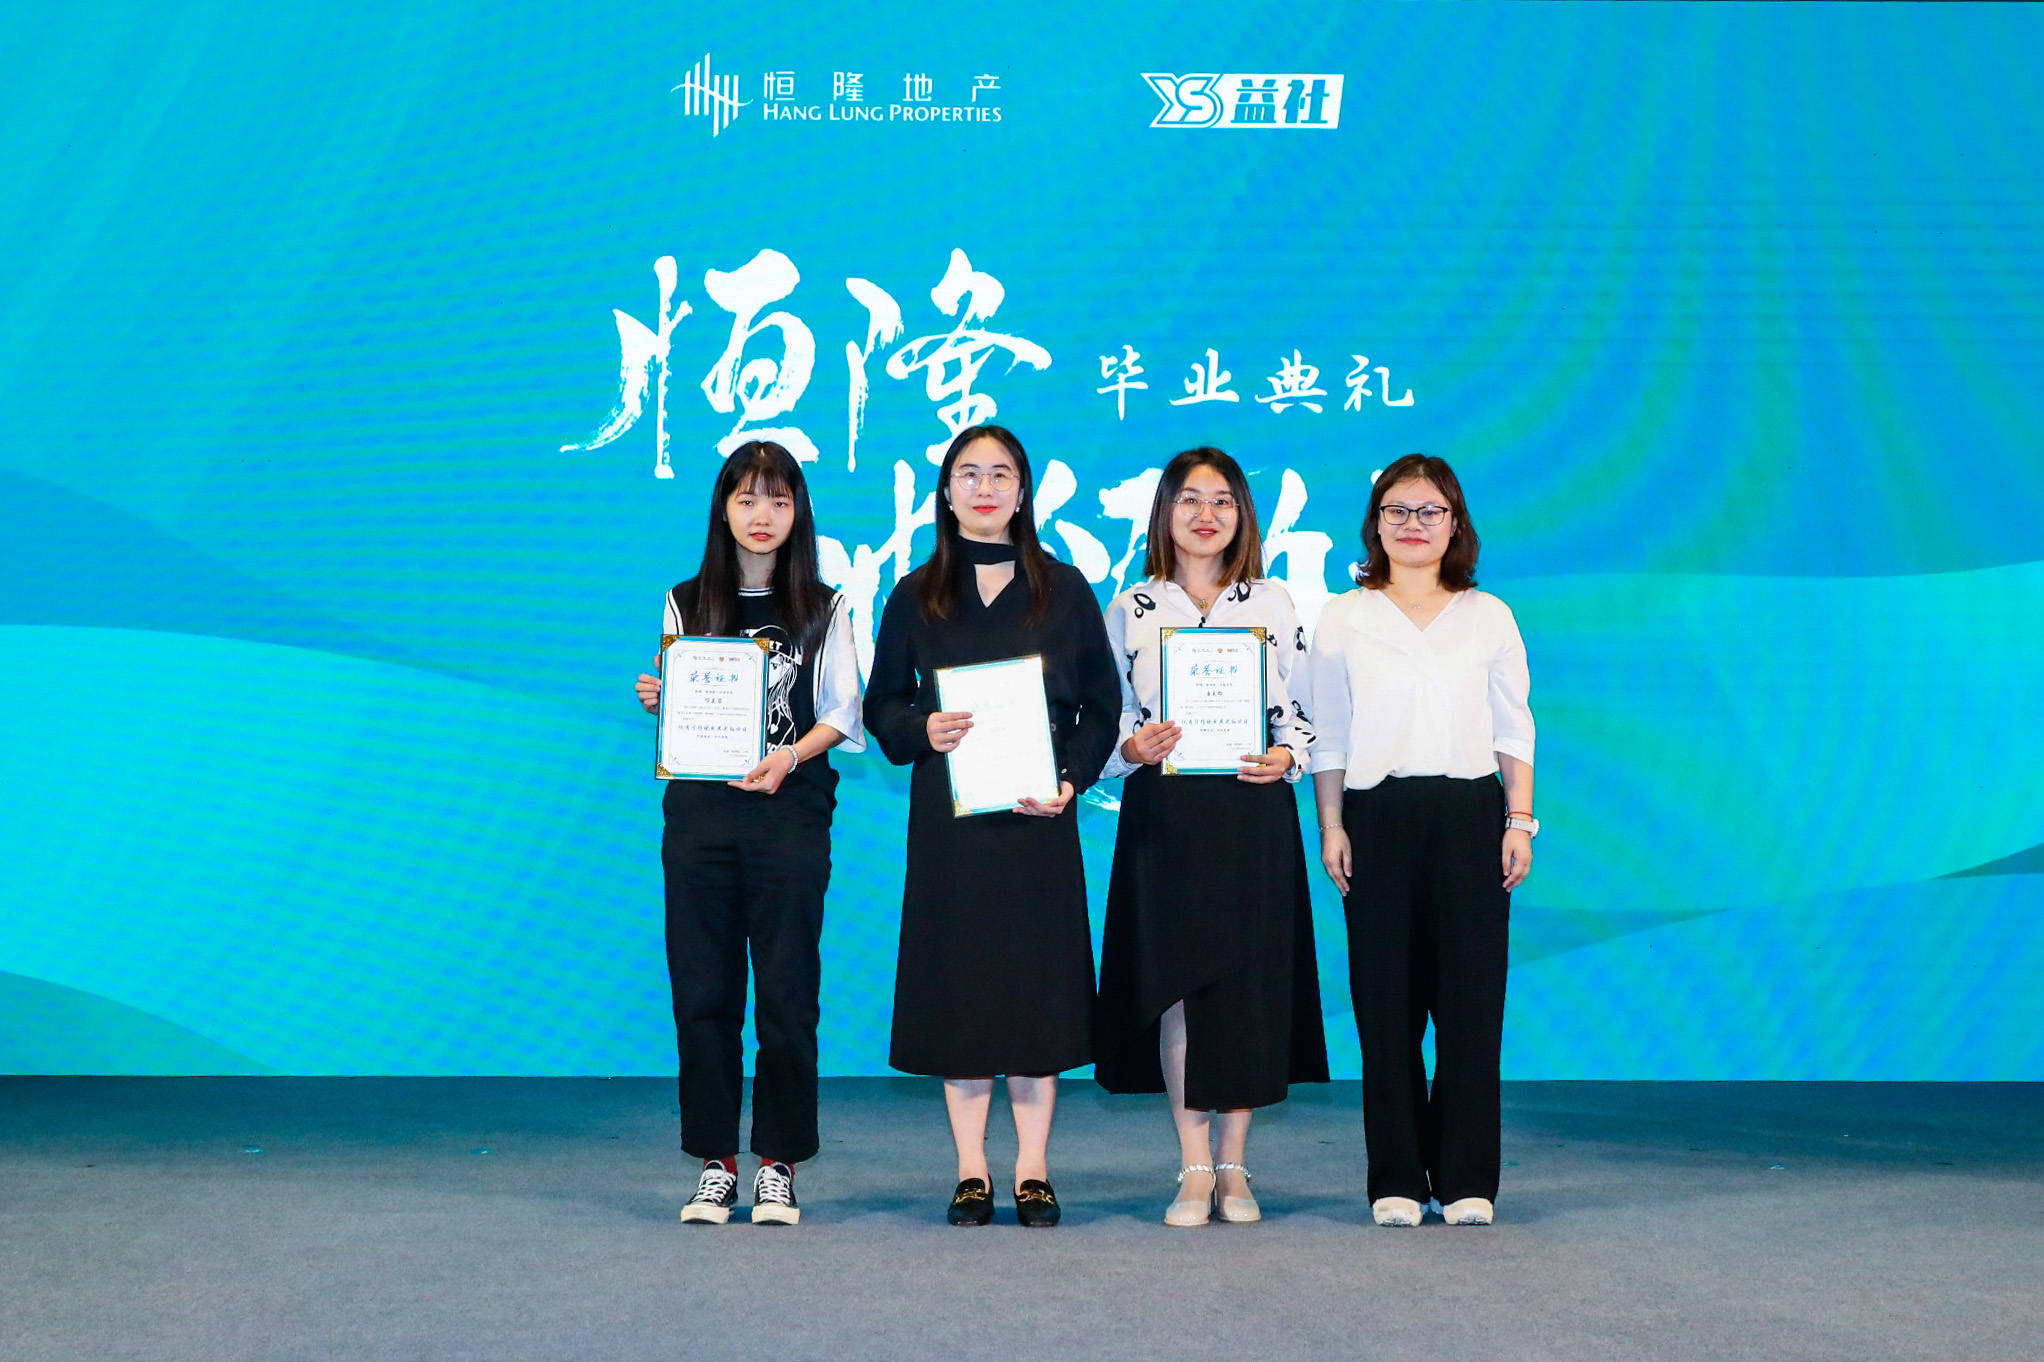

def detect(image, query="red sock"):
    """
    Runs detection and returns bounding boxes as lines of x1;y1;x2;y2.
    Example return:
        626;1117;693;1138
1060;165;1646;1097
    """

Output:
760;1157;791;1173
706;1156;738;1175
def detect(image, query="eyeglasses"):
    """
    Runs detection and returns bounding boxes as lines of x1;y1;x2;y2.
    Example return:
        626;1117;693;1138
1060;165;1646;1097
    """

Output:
1379;503;1450;528
1171;492;1238;515
950;469;1017;492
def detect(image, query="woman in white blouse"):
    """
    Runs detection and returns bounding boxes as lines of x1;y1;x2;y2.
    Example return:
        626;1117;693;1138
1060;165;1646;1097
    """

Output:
1096;448;1329;1227
1308;452;1535;1230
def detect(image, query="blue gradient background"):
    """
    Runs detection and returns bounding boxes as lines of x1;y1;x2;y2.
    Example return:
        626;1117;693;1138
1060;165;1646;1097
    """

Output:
3;2;2040;1077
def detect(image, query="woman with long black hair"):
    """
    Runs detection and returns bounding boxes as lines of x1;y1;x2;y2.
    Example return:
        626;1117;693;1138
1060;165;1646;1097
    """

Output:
633;440;864;1227
1308;452;1536;1229
1094;447;1329;1227
863;424;1122;1228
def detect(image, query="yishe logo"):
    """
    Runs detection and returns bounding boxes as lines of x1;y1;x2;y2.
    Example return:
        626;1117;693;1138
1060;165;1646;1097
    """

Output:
1143;72;1343;129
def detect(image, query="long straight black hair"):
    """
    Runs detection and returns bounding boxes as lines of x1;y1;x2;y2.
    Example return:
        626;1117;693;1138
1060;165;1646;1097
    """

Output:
672;441;834;654
913;423;1053;625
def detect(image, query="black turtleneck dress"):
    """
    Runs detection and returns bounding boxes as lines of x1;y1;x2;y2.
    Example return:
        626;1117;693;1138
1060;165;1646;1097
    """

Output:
864;551;1122;1077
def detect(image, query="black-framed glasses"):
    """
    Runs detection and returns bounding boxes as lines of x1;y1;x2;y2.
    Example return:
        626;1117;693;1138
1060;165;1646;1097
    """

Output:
1379;503;1450;528
1171;492;1238;515
950;469;1018;492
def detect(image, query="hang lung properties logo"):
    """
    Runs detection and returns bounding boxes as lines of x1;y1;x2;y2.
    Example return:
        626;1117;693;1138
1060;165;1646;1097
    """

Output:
1143;73;1344;129
673;53;749;137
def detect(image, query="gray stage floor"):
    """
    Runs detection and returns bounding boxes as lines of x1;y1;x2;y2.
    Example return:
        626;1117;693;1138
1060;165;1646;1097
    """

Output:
2;1078;2039;1361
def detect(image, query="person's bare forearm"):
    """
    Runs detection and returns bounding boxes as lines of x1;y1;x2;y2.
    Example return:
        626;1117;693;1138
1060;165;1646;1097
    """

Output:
1497;753;1533;815
1313;768;1346;830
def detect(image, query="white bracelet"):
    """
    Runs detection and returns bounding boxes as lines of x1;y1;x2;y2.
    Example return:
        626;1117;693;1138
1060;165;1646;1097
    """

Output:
774;745;800;772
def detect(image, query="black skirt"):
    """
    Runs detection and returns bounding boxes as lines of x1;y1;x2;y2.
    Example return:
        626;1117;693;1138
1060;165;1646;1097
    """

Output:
1094;766;1329;1109
886;755;1096;1077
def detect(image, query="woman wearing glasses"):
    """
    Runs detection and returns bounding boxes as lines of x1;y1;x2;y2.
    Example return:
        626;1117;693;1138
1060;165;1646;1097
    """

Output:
864;424;1122;1228
1094;448;1329;1227
1308;453;1535;1229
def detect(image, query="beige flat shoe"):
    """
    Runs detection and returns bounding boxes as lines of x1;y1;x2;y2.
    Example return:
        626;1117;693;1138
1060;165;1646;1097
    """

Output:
1371;1196;1424;1226
1165;1163;1215;1227
1214;1161;1261;1223
1442;1196;1494;1226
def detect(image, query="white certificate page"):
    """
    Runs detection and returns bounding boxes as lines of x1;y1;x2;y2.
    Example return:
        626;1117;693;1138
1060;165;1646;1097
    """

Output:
934;655;1062;816
1160;628;1267;774
657;637;768;780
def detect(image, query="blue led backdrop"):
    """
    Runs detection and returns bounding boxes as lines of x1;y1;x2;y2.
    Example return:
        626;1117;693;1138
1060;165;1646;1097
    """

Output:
3;2;2040;1077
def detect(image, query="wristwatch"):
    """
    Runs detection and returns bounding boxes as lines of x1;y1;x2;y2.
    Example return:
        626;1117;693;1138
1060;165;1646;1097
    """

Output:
1505;814;1539;836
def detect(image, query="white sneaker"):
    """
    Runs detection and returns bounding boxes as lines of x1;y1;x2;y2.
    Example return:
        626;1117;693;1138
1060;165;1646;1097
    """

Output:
1371;1196;1424;1227
751;1161;801;1226
679;1161;738;1224
1442;1197;1494;1226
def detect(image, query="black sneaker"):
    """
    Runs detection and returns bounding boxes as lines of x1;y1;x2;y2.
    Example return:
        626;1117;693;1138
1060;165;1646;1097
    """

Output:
751;1161;800;1226
680;1161;739;1224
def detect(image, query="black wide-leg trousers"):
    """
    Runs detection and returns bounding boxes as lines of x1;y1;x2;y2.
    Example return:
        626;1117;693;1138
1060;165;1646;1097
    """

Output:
661;776;834;1164
1341;775;1509;1205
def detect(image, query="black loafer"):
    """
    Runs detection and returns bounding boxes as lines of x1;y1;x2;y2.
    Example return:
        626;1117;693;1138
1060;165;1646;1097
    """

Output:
947;1177;994;1226
1015;1179;1061;1228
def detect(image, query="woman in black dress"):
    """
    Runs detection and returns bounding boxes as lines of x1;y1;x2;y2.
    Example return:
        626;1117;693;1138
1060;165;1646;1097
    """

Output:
1094;448;1328;1226
864;424;1121;1228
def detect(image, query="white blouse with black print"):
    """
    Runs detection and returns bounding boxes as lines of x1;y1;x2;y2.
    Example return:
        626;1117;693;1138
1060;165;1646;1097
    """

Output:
1100;577;1315;783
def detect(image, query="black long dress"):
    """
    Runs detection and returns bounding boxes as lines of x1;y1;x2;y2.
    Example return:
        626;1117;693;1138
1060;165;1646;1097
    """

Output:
864;555;1122;1077
1094;768;1329;1108
1092;578;1330;1110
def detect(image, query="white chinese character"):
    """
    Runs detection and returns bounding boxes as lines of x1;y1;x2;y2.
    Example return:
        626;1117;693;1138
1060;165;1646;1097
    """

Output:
1098;468;1164;591
903;73;934;102
1343;354;1372;410
884;249;1052;464
700;249;819;461
833;71;864;102
1096;344;1148;420
842;277;905;472
1170;347;1241;405
971;75;1001;102
1262;469;1335;637
559;255;692;478
817;460;936;677
1346;353;1414;408
1377;363;1414;406
1032;459;1112;582
763;70;795;100
1256;350;1326;414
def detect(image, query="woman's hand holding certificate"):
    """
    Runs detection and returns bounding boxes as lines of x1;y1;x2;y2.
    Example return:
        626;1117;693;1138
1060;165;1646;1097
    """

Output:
655;636;770;781
1158;628;1272;777
933;655;1063;817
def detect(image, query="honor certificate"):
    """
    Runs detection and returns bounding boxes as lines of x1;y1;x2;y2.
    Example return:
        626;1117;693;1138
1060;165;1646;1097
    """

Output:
933;654;1062;816
1159;627;1268;775
656;635;771;780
